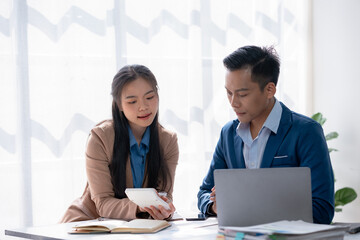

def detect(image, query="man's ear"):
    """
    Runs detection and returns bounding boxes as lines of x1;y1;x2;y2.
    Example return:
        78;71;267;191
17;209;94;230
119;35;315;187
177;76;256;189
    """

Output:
265;82;276;98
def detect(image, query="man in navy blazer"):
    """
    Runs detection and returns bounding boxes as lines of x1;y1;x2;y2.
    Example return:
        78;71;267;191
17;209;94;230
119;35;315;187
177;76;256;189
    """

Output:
197;46;334;224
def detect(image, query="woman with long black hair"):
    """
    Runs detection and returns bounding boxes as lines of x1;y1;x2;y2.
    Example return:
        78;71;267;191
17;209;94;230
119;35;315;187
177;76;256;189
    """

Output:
61;65;178;222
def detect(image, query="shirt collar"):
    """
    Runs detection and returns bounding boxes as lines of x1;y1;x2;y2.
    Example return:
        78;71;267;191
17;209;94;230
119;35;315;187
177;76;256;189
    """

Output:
128;125;151;149
263;98;282;134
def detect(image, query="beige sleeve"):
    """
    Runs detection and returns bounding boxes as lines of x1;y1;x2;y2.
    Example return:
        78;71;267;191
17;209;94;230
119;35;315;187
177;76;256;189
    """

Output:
161;131;179;200
85;127;138;220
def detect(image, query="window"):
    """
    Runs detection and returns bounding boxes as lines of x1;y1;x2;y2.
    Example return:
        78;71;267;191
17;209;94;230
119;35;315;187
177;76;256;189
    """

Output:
0;0;311;228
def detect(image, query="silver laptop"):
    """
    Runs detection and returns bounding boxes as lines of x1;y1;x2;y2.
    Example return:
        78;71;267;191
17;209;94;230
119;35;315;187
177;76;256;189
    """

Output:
214;167;313;227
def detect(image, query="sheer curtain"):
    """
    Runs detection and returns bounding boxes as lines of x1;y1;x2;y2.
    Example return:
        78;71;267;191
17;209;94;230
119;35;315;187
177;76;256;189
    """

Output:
0;0;311;230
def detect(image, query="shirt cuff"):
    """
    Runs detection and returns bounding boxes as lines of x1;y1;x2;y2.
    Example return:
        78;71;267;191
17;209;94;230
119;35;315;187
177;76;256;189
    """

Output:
206;202;217;216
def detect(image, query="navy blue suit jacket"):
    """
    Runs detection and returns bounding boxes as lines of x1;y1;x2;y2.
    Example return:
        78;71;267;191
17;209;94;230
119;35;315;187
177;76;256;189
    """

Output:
197;102;335;224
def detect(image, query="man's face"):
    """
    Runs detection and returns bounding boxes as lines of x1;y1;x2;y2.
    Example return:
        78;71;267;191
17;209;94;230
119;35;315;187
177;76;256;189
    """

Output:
225;68;275;125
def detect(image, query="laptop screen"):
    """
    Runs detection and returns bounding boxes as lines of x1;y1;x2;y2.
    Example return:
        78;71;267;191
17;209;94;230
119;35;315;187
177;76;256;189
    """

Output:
214;167;313;227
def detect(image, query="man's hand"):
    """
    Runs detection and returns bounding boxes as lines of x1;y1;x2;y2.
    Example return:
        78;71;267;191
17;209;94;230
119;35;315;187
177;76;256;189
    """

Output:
210;186;217;214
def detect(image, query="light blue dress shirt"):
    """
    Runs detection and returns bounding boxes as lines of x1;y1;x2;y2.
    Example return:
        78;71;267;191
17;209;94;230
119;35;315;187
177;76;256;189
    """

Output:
236;99;282;169
128;126;150;188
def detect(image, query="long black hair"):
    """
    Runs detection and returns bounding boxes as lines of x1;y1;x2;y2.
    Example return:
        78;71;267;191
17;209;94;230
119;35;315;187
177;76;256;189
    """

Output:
110;64;171;199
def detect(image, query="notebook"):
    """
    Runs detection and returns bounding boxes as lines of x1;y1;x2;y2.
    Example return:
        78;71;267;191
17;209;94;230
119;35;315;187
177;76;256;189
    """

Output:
214;167;313;227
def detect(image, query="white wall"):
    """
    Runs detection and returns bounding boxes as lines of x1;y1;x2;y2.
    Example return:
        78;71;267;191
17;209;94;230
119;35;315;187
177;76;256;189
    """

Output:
313;0;360;222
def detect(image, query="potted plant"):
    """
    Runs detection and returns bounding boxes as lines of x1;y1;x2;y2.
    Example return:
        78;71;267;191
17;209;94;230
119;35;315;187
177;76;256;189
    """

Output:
312;113;357;212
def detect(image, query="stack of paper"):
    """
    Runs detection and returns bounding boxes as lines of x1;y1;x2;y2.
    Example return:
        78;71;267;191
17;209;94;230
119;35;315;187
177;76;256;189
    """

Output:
219;220;349;240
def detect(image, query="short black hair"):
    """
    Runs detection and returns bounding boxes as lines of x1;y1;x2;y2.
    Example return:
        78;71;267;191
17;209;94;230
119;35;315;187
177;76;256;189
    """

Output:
223;45;280;90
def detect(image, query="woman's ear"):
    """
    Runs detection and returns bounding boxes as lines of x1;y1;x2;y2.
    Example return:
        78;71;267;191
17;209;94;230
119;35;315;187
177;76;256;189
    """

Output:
113;100;122;111
116;100;123;111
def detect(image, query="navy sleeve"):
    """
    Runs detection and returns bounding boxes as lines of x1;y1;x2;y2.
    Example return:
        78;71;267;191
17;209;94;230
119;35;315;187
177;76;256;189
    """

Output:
197;128;228;215
297;121;335;224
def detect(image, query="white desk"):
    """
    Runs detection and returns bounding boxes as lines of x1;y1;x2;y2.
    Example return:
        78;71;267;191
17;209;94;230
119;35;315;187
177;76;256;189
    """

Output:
5;218;360;240
5;218;219;240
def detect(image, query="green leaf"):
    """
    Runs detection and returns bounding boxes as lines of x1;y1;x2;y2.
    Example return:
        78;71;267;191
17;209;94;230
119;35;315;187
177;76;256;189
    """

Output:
335;187;358;207
335;208;342;212
311;112;321;121
311;113;326;126
328;148;338;153
310;112;358;214
326;132;339;141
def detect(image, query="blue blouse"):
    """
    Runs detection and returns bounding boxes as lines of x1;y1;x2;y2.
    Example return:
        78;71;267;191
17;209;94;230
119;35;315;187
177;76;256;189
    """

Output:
128;126;150;188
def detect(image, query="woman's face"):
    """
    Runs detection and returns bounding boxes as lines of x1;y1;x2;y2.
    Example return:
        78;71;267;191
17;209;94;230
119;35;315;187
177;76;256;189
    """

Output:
120;77;159;133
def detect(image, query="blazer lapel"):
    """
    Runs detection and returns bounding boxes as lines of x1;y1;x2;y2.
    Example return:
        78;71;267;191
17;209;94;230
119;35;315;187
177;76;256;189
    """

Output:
233;121;246;168
126;156;134;188
260;103;292;168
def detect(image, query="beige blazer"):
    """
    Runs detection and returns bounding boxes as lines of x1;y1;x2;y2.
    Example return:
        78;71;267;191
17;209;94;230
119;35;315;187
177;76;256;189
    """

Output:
60;120;179;223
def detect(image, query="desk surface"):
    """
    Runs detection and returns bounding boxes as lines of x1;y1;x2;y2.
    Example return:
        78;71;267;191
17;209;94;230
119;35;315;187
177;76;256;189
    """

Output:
5;218;360;240
5;218;219;240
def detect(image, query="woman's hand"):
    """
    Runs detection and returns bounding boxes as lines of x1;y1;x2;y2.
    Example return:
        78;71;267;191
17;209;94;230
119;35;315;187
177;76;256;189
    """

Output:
139;195;176;220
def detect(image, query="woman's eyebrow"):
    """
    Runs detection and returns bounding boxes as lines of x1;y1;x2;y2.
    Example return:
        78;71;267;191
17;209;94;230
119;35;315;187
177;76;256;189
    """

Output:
125;90;154;99
125;95;136;99
144;90;155;96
